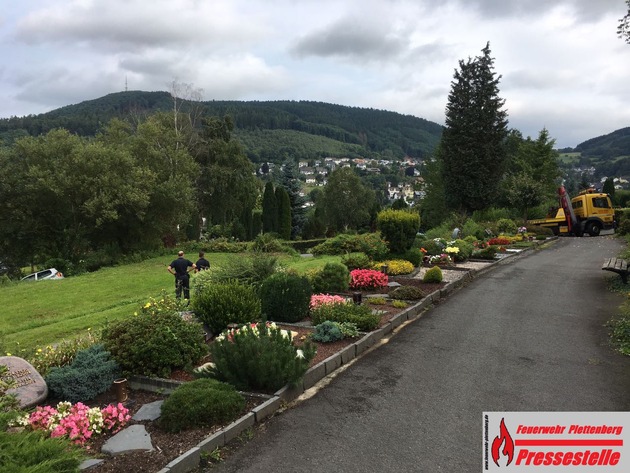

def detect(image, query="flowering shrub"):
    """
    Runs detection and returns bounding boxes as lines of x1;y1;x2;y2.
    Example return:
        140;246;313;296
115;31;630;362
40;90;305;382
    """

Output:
487;237;511;246
18;401;130;445
349;269;388;290
310;294;349;310
138;290;185;316
372;259;414;275
215;322;294;343
428;254;452;265
445;246;459;255
25;329;99;377
517;226;528;235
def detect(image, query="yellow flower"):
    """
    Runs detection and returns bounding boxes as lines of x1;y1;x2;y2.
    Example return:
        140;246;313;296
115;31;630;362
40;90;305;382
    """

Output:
144;302;151;308
6;353;11;356
134;312;138;316
37;348;42;353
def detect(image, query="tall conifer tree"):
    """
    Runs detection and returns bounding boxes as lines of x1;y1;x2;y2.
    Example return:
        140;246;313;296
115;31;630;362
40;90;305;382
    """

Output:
438;43;508;213
262;181;277;233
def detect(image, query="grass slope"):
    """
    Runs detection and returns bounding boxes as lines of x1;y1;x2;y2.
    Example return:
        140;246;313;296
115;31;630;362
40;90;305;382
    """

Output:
0;253;339;355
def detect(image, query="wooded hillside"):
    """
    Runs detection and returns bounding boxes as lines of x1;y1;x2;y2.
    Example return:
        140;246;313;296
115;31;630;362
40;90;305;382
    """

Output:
0;91;443;161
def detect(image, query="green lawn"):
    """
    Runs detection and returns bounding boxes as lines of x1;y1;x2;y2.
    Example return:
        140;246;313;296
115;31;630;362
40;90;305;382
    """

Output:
0;253;339;356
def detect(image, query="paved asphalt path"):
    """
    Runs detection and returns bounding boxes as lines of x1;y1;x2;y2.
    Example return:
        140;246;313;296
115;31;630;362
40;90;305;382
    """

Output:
208;235;630;472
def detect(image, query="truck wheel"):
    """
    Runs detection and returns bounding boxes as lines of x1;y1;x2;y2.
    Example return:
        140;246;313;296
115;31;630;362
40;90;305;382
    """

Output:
586;222;601;237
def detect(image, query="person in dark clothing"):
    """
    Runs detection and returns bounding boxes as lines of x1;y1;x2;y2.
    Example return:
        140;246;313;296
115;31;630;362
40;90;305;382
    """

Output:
167;251;196;299
195;251;210;272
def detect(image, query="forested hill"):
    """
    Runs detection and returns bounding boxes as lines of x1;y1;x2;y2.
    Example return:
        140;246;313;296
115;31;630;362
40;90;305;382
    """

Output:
574;127;630;160
0;91;444;162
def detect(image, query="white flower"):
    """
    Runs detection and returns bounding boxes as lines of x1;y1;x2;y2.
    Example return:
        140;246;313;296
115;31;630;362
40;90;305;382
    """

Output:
296;349;305;359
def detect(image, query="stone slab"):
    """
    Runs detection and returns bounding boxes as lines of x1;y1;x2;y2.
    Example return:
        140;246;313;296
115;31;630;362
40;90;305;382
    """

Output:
251;396;281;422
101;424;154;456
133;400;164;421
79;459;104;471
339;344;356;365
0;356;48;408
223;412;255;443
274;383;304;402
302;360;326;390
324;352;342;374
197;431;225;454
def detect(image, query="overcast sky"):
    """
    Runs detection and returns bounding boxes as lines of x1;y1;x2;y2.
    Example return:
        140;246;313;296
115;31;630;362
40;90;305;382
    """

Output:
1;0;629;148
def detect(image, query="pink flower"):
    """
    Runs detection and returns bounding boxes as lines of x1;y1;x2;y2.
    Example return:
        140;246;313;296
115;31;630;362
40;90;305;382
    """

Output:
349;269;388;290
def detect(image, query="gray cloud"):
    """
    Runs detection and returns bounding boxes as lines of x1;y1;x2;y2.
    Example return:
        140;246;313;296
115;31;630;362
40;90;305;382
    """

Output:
458;0;622;21
291;17;409;61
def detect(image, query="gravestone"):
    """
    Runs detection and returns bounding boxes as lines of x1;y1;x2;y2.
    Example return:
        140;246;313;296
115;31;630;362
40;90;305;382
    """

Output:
0;356;48;408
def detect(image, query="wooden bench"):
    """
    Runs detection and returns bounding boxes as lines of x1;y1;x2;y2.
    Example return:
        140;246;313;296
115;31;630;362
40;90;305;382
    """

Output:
602;257;629;283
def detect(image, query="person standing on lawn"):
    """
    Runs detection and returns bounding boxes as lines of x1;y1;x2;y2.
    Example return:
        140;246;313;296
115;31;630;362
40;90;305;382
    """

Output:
167;251;196;300
195;251;210;272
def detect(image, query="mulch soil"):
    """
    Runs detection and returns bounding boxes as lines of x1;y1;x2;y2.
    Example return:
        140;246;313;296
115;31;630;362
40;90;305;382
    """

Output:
35;276;446;473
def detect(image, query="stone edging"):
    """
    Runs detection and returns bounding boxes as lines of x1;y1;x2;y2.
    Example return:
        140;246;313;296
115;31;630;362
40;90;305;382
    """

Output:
144;241;552;473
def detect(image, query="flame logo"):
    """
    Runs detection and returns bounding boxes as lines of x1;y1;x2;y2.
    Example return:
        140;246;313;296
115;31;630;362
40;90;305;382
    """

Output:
491;418;514;467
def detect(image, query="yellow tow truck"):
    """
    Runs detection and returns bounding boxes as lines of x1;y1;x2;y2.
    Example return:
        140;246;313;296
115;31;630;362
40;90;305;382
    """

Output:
527;186;615;237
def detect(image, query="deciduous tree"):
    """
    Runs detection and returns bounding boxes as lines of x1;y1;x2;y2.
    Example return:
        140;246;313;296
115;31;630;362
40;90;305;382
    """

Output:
319;167;375;232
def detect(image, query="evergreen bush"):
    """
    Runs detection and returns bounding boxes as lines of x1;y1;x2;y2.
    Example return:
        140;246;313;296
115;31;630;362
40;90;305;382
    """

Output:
205;323;316;392
102;311;207;378
376;209;420;253
311;262;350;293
341;252;372;271
193;280;262;334
401;248;423;267
423;266;443;283
0;430;84;473
462;219;486;240
310;303;380;331
260;272;312;323
389;286;425;300
472;246;497;260
311;233;389;260
451;239;474;261
159;379;245;433
45;344;120;403
311;321;344;343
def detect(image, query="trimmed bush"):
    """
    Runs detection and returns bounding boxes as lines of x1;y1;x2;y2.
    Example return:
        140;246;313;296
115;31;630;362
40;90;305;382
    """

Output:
423;266;443;283
310;303;380;331
375;259;414;275
376;209;421;253
192;280;262;334
102;311;207;378
260;272;312;323
45;344;120;403
311;233;389;260
159;379;245;433
341;252;372;271
194;253;279;293
462;219;486;240
206;323;316;392
472;246;498;260
401;248;423;267
311;262;350;293
389;286;425;301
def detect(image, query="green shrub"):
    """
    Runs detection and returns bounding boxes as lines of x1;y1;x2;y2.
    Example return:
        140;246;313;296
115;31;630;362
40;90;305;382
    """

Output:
341;252;372;271
45;344;120;403
401;248;423;267
138;291;186;316
311;321;344;343
195;253;279;293
260;273;312;323
451;239;474;261
0;366;20;414
159;379;245;433
376;209;420;253
464;235;478;244
389;286;425;300
102;311;208;378
336;322;359;338
391;300;408;308
462;219;485;240
0;430;85;473
205;323;316;392
310;303;380;331
423;266;443;283
249;234;297;254
311;233;389;260
472;246;497;260
618;220;630;236
421;238;446;255
203;237;247;253
311;262;350;293
496;218;518;234
193;280;262;334
471;207;512;223
26;330;100;377
367;297;387;305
